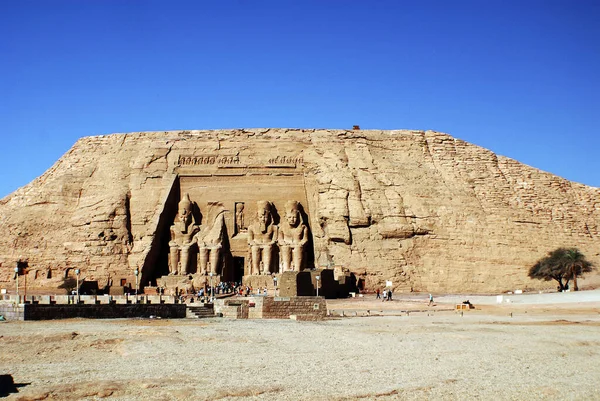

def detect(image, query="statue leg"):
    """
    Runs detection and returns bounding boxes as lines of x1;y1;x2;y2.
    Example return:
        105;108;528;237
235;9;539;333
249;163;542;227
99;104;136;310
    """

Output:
246;249;252;276
198;247;209;275
210;246;221;275
292;245;303;272
262;244;273;275
169;245;179;275
180;245;191;275
251;245;261;276
280;245;291;272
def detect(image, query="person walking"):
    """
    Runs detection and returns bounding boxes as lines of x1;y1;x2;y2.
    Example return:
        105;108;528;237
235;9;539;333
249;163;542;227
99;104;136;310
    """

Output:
382;289;388;302
428;293;434;306
376;288;381;299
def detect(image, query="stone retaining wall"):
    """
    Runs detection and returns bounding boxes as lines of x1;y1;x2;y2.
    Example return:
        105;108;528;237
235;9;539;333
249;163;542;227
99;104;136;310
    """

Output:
21;304;186;320
0;303;25;321
1;294;185;305
216;296;326;320
260;296;327;319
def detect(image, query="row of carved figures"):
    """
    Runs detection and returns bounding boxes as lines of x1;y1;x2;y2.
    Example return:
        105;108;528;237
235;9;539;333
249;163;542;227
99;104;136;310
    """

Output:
168;194;310;276
168;194;224;276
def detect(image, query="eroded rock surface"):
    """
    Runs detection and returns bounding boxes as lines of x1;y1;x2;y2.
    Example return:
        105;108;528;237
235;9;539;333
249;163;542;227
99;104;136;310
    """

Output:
0;129;598;293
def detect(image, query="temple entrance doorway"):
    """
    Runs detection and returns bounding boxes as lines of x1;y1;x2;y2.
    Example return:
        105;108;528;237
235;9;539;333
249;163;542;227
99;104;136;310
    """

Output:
233;257;245;283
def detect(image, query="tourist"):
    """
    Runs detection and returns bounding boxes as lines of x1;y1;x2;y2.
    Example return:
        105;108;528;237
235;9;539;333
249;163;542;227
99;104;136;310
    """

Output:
376;288;381;299
388;289;393;301
382;289;388;302
263;288;268;296
428;294;434;306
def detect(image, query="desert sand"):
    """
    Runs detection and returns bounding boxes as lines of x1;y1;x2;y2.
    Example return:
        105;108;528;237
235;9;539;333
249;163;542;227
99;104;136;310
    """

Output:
2;292;600;400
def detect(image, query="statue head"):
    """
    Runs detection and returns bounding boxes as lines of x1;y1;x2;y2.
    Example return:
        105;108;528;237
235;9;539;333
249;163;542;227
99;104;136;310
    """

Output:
256;200;272;233
177;193;193;229
285;200;301;227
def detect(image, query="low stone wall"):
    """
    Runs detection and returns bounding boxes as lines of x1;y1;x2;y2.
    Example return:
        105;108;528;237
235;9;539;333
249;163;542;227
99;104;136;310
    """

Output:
215;299;250;319
1;294;188;305
22;304;186;320
260;296;327;319
0;303;25;321
278;270;354;299
215;296;327;320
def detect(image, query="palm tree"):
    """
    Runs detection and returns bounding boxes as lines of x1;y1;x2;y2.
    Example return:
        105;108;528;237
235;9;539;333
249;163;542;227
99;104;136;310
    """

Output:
563;248;594;291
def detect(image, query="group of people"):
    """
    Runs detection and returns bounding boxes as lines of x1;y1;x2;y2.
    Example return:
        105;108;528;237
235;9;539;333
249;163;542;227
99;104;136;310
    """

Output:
171;281;243;303
374;288;439;306
375;288;393;301
197;282;271;298
237;286;270;297
169;281;281;303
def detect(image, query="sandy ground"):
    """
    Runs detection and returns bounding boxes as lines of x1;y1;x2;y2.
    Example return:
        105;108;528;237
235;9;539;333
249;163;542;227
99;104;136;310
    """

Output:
2;293;600;400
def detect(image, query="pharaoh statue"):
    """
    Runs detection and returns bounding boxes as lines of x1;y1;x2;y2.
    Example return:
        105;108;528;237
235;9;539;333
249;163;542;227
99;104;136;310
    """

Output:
278;200;309;272
169;193;200;275
194;202;226;275
235;202;246;234
247;200;278;275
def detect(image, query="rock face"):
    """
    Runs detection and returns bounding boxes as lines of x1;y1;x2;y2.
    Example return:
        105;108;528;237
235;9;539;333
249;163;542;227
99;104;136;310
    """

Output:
0;129;598;293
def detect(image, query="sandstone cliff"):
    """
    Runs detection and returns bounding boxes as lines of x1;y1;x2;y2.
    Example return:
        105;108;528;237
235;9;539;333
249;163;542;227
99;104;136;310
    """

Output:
1;129;598;293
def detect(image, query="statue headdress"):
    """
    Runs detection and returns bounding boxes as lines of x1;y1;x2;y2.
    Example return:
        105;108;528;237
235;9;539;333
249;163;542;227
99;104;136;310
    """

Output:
256;200;272;213
179;193;192;211
285;200;305;224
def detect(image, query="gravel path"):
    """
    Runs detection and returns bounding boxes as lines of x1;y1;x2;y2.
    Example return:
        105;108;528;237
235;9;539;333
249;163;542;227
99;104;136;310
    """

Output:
2;301;600;400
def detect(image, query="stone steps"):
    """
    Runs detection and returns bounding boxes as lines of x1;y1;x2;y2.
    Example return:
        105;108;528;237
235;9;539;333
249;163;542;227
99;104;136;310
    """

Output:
186;304;215;319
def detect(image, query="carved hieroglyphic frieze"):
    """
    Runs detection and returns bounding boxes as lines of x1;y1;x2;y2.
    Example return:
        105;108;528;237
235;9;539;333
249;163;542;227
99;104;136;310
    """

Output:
177;154;304;169
266;155;304;168
178;155;241;167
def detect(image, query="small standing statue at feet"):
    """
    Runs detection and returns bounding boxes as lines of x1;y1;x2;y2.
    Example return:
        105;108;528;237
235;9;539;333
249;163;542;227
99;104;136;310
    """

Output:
248;201;278;275
278;200;309;272
235;202;246;234
169;193;199;275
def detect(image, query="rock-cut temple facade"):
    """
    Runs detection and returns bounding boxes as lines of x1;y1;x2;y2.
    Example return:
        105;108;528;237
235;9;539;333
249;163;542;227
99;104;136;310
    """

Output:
0;129;598;294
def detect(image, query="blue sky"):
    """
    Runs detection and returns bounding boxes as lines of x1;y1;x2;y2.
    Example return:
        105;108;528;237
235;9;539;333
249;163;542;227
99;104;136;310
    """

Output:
1;0;599;198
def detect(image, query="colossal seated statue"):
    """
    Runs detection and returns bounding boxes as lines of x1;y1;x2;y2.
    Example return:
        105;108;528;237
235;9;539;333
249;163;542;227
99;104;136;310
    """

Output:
194;202;226;275
169;193;199;275
278;200;309;272
247;200;278;275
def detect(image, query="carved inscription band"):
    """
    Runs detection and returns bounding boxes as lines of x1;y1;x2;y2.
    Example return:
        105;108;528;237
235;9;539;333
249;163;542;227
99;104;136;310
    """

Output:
177;154;304;167
178;155;241;166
